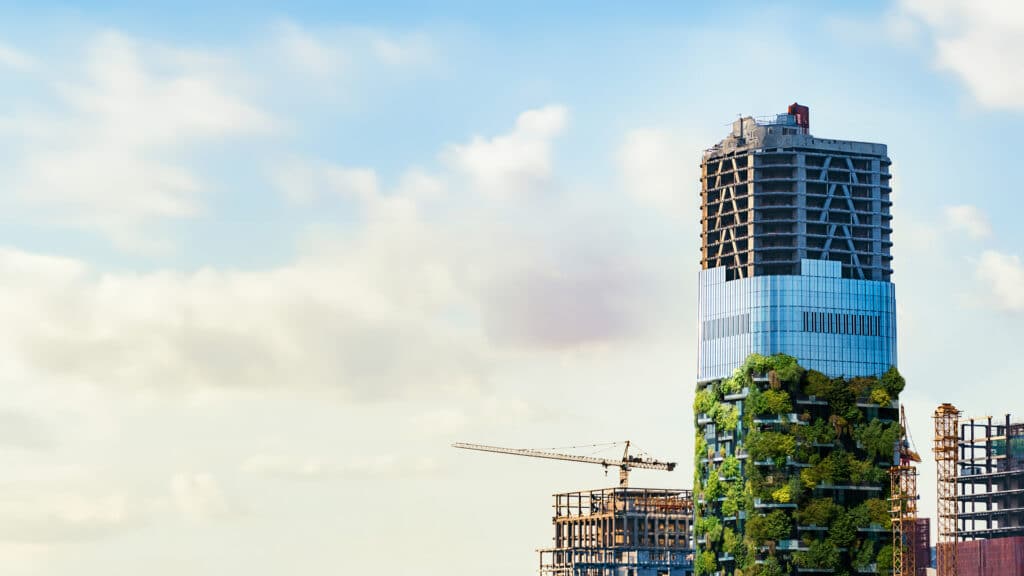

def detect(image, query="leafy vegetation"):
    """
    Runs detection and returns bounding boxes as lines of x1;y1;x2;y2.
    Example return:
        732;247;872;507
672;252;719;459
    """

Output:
694;354;903;575
746;431;796;464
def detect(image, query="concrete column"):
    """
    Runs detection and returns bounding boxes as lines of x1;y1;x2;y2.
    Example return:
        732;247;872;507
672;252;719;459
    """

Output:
795;152;808;263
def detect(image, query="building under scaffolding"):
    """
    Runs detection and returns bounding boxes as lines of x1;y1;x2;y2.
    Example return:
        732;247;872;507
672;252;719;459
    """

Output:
538;488;694;576
958;414;1024;540
934;411;1024;576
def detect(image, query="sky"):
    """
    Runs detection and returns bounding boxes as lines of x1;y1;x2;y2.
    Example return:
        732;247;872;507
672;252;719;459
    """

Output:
0;0;1021;574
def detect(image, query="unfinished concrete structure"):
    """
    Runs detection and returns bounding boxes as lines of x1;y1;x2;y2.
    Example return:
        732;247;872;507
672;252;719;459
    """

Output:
701;103;892;282
927;410;1024;576
538;488;694;576
958;414;1024;540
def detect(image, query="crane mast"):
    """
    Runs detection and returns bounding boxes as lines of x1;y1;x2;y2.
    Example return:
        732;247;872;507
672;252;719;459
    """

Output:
452;440;676;487
891;404;921;576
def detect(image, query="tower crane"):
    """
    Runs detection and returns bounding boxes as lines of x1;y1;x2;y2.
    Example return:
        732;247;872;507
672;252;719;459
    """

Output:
898;404;922;465
451;440;676;487
891;405;921;576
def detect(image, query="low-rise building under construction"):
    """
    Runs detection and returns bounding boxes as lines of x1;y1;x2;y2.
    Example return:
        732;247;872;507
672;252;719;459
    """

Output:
934;409;1024;575
958;414;1024;540
539;488;694;576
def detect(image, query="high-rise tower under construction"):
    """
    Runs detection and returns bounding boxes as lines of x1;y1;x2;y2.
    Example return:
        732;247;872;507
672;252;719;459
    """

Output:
698;103;895;381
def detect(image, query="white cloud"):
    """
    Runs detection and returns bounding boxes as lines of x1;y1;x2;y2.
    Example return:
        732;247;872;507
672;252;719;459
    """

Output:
276;21;344;78
0;241;481;400
272;158;321;204
618;128;699;216
0;42;32;70
901;0;1024;109
0;103;684;409
7;31;272;250
944;204;991;238
0;488;144;543
442;105;568;197
976;250;1024;310
273;21;435;79
170;473;235;521
372;34;433;66
326;166;382;203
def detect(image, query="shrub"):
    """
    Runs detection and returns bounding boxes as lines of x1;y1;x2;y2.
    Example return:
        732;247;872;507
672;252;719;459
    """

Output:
869;386;891;406
829;510;857;548
808;418;836;444
848;376;876;397
771;484;792;503
803;369;831;397
748;388;792;417
864;498;891;527
705;470;723;501
796;498;840;527
746;431;796;464
720;373;743;395
747;510;791;543
722;485;740;517
724;527;741;557
720;455;741;480
694;388;718;416
769;354;804;386
794;539;840;570
744;353;773;375
854;540;877;569
752;556;785;576
876;545;894;573
695;434;709;470
696;515;724;543
717;403;740;432
854;419;901;462
880;366;905;396
694;550;717;576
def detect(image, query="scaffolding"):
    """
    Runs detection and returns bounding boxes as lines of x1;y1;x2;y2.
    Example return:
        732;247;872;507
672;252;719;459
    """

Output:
538;488;694;576
891;465;918;576
934;403;961;576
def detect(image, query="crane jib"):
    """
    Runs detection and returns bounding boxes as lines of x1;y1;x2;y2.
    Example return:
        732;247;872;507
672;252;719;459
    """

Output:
451;441;677;487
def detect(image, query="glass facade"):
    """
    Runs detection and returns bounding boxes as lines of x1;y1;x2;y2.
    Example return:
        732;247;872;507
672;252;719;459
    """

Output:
698;258;896;381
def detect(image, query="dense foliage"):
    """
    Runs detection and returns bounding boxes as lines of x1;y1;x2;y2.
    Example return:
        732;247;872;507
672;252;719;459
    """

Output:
693;354;903;575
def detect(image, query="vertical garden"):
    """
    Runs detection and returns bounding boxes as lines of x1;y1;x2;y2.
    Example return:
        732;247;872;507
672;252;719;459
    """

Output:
693;354;905;576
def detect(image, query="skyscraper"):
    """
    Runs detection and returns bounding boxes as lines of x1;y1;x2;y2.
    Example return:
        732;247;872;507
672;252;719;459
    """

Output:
698;103;895;381
693;105;904;576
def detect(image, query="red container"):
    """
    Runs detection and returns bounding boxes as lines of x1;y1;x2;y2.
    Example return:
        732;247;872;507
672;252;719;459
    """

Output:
958;536;1024;576
914;518;931;575
788;102;810;132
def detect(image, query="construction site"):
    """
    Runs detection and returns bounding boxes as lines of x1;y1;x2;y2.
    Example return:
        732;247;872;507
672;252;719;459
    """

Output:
538;488;694;576
451;106;1023;576
453;393;1024;576
933;406;1024;575
453;442;696;576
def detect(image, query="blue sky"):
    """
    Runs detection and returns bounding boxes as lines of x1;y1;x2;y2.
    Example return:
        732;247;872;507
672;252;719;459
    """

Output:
0;1;1021;574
